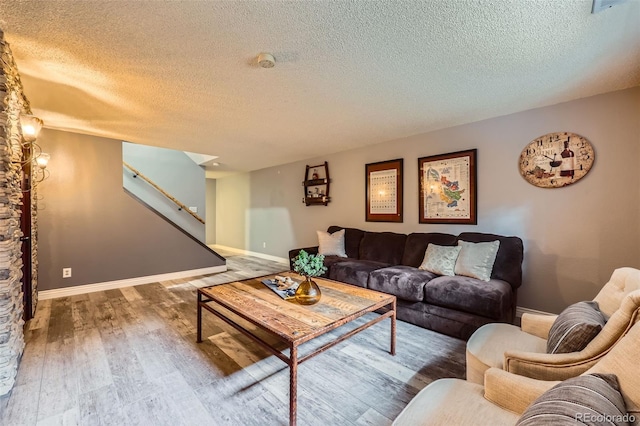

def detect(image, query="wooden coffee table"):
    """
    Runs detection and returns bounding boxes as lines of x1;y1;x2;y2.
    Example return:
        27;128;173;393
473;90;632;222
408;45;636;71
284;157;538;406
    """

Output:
196;272;396;426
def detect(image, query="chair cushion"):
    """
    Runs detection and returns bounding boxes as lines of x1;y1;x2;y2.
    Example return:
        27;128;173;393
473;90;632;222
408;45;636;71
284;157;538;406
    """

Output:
317;229;347;257
329;260;389;288
369;266;437;302
393;378;520;426
466;323;548;385
419;244;461;276
516;374;629;426
547;301;606;354
424;275;513;320
454;240;500;282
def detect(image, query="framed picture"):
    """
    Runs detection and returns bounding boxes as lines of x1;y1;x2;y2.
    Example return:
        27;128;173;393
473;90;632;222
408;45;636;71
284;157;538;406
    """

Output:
418;149;477;224
365;158;403;222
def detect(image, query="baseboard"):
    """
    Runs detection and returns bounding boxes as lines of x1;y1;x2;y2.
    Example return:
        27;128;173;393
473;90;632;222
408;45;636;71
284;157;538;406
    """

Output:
38;265;227;300
516;306;554;318
210;244;289;264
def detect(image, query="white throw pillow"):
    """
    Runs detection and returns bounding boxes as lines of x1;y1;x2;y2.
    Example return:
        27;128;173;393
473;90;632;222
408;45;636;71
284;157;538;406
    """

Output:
454;240;500;282
418;244;462;276
317;229;347;257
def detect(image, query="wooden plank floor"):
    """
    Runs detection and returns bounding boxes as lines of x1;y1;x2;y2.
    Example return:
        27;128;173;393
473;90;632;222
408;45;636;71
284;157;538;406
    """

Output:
0;251;466;425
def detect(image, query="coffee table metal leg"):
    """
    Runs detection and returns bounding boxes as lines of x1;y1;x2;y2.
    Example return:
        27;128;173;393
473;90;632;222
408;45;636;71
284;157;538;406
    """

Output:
290;344;298;426
196;291;202;343
391;299;396;356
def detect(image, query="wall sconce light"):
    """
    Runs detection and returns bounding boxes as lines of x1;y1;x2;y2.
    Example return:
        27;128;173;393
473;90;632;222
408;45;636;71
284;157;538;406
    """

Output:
35;152;50;170
19;114;43;143
32;152;50;185
17;113;50;190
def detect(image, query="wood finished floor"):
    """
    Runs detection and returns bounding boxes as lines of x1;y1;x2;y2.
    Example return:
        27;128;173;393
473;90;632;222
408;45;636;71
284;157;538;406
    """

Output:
0;251;466;425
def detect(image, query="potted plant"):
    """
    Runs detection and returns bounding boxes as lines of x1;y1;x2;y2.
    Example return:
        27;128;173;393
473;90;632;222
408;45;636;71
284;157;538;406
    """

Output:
291;250;327;305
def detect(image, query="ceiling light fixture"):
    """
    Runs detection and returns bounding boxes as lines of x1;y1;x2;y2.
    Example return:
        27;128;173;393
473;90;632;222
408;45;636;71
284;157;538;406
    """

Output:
257;52;276;68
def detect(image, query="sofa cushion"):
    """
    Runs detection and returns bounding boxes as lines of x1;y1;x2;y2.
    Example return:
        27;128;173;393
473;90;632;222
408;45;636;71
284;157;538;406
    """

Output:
454;240;500;282
419;244;461;276
359;231;407;265
401;232;458;267
424;276;513;320
317;229;347;257
327;226;365;259
457;232;524;289
369;266;437;302
546;301;606;354
329;260;389;288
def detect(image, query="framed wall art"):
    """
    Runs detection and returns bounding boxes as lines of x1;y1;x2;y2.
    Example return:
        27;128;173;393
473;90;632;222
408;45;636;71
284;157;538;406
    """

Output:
365;158;403;222
418;149;477;224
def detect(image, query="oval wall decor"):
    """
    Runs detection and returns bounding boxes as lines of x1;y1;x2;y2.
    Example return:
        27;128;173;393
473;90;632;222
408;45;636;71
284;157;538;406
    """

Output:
519;132;595;188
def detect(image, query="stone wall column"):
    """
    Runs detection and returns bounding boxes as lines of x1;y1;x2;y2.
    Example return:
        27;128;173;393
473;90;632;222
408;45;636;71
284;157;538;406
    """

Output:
0;29;32;396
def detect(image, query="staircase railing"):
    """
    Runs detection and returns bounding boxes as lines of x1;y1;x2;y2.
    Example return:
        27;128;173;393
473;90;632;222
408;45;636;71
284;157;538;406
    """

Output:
123;161;205;224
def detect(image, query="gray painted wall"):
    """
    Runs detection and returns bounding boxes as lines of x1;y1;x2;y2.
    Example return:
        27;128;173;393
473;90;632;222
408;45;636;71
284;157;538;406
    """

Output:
206;178;216;244
215;87;640;313
123;142;206;241
38;130;225;291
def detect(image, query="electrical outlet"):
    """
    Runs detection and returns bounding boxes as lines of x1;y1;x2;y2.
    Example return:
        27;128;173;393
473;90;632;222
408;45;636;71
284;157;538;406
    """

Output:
62;268;72;278
189;206;198;213
262;242;266;248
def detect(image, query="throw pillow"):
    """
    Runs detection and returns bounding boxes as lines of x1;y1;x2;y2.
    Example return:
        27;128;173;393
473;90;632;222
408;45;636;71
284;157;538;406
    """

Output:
418;244;462;276
516;374;630;426
317;229;347;257
454;240;500;282
547;301;606;354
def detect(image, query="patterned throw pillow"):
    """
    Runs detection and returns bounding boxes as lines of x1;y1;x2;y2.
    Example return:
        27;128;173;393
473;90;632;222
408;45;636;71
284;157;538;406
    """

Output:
454;240;500;282
547;301;606;354
317;229;347;257
418;244;462;276
516;374;630;426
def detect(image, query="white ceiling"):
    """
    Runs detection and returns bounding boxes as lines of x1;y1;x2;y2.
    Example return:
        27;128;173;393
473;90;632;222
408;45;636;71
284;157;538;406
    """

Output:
1;1;639;174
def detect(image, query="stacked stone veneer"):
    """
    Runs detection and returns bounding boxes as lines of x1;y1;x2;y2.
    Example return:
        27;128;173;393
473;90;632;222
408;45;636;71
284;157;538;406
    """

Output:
0;30;30;396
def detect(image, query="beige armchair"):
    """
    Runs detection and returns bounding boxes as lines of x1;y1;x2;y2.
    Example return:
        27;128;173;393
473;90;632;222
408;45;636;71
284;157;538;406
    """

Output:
466;267;640;384
393;315;640;425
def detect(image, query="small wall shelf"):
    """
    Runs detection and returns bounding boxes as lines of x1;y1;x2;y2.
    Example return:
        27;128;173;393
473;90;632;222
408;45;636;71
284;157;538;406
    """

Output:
302;161;331;206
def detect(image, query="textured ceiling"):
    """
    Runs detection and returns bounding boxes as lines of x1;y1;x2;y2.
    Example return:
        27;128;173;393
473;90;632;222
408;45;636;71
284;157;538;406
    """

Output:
1;0;639;173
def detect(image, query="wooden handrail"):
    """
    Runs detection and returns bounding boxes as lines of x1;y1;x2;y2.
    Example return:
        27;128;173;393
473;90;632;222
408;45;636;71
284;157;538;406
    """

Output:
123;161;205;224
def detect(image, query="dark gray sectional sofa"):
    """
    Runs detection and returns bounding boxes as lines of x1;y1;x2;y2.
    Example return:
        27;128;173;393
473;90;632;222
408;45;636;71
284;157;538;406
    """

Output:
289;226;524;340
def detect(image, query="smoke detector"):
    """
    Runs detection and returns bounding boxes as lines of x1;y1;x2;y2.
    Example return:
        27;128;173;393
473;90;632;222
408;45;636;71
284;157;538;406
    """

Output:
257;53;276;68
592;0;627;13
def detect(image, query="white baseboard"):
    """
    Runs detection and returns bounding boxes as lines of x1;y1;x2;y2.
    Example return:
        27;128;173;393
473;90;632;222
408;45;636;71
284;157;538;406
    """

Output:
516;306;554;318
210;244;289;264
38;265;227;300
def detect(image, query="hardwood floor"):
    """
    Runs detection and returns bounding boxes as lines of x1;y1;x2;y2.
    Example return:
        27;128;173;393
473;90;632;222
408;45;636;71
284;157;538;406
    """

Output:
0;251;466;425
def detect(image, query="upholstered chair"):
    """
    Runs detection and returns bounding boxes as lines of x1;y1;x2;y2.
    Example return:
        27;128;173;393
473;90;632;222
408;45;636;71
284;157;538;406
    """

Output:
393;316;640;425
466;267;640;384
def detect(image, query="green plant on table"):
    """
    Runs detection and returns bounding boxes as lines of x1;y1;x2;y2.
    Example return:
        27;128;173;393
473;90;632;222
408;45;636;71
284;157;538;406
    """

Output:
292;250;327;278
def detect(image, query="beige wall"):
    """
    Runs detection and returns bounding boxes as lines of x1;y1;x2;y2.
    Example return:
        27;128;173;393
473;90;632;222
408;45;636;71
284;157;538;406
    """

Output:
215;173;251;249
206;178;216;244
216;87;640;313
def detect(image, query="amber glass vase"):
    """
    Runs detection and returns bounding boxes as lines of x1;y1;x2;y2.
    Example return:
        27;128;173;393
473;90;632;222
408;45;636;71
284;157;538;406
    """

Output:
295;277;322;305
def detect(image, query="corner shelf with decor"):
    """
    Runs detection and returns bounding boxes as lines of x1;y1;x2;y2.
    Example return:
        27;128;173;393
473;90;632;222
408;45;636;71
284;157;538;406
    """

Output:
302;161;331;206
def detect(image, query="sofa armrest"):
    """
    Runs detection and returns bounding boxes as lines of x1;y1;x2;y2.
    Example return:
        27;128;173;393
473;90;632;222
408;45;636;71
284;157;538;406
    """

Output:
483;368;559;414
521;313;557;339
288;246;319;270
